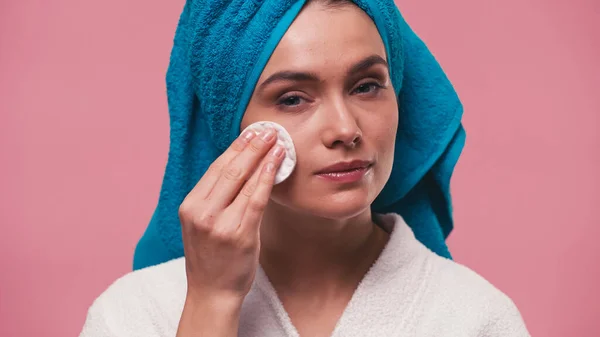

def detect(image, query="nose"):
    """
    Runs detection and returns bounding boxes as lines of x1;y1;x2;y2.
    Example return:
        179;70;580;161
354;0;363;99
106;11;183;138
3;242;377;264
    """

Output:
320;100;362;149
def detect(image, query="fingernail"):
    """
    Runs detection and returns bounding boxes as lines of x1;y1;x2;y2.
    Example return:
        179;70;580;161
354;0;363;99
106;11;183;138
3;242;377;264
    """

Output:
261;128;276;141
241;130;255;143
265;162;275;173
272;145;284;157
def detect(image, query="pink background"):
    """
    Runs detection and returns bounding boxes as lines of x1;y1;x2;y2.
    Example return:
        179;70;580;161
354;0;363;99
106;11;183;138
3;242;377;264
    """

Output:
1;0;599;336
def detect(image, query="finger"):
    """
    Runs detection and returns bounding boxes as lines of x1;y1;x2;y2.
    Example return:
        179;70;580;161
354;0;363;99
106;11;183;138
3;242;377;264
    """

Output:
217;151;268;233
228;151;267;211
188;129;256;200
207;128;278;209
236;145;285;234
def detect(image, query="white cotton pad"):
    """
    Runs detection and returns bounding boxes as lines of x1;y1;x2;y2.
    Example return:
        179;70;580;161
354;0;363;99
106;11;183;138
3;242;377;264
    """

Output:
241;121;296;184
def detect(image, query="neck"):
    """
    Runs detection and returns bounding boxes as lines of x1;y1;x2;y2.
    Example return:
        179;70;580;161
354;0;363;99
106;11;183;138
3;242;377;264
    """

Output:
259;202;389;295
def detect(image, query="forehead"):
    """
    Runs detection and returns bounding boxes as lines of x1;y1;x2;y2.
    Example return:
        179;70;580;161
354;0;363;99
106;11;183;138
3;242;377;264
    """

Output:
260;3;387;76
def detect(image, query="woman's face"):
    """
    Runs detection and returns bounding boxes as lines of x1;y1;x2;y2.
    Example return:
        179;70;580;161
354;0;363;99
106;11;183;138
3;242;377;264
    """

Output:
241;1;398;220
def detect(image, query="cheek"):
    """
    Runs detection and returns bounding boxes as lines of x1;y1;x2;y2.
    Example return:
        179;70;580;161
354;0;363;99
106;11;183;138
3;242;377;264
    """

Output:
240;99;273;131
377;126;397;171
369;101;398;170
368;101;398;145
240;109;258;131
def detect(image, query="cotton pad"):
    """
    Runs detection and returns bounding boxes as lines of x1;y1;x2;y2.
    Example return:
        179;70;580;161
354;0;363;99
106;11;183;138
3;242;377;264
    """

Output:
241;121;296;184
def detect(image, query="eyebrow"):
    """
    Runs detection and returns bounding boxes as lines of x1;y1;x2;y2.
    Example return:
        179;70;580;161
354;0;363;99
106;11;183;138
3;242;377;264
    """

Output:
257;54;388;92
347;55;388;76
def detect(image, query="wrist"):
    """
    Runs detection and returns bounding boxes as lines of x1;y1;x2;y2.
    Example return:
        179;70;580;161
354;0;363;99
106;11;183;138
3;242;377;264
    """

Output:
178;292;243;337
184;290;245;314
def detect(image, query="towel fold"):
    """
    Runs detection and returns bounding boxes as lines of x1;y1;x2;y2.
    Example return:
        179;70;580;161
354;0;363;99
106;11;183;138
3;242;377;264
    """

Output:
133;0;465;270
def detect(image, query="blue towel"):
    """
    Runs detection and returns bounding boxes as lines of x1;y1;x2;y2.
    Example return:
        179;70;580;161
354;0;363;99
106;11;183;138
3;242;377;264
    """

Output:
133;0;465;270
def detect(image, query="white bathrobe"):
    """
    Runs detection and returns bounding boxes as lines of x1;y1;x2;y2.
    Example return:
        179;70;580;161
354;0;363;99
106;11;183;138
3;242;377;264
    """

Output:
79;214;530;337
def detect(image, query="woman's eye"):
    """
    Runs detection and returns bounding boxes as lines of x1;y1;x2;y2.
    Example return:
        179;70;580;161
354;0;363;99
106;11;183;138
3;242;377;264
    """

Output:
278;95;303;107
275;92;313;112
353;82;382;95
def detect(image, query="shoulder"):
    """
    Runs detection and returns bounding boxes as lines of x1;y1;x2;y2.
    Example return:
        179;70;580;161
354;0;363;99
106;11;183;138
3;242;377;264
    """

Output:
418;251;530;336
79;258;187;337
374;213;529;335
429;253;513;307
95;256;187;303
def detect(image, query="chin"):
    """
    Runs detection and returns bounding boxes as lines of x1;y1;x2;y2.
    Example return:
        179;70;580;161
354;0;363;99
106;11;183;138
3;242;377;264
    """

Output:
309;199;371;220
272;184;378;220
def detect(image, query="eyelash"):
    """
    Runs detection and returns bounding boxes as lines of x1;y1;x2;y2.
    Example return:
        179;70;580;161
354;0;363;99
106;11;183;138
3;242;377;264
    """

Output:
275;81;385;109
353;82;384;95
277;94;306;107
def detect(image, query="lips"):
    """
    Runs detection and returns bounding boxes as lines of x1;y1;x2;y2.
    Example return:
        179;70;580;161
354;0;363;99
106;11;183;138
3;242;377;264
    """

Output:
316;160;373;174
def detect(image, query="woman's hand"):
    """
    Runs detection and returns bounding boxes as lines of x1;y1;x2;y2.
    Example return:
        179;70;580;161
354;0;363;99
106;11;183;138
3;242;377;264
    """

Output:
176;127;284;337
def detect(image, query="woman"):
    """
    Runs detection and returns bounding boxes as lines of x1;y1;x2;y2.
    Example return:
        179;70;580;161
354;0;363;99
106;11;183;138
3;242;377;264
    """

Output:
80;0;530;336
